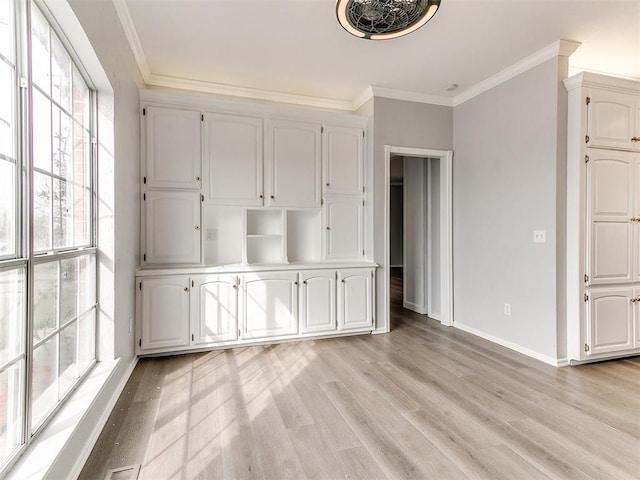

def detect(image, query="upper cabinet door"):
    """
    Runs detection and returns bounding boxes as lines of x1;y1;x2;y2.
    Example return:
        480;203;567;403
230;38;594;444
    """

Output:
587;151;634;285
323;126;364;195
204;113;263;205
145;106;201;189
587;89;636;151
267;119;321;207
144;190;201;265
324;196;364;260
635;158;640;283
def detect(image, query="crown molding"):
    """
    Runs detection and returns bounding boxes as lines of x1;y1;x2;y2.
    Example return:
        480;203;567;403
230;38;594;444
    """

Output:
564;70;640;94
370;86;453;107
111;0;150;82
352;86;374;111
146;74;355;111
453;39;581;106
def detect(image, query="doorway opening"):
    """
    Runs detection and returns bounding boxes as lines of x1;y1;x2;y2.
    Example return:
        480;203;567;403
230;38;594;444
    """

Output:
383;146;453;331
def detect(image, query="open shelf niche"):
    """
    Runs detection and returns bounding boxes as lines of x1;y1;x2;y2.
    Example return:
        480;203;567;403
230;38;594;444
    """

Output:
245;209;286;264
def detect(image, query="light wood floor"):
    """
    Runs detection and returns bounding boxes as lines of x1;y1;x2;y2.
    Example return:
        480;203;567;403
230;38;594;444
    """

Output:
80;271;640;479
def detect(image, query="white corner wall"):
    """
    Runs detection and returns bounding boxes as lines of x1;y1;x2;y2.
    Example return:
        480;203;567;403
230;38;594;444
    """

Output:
452;57;568;363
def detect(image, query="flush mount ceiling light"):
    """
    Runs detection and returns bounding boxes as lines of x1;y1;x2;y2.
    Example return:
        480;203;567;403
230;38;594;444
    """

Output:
336;0;441;40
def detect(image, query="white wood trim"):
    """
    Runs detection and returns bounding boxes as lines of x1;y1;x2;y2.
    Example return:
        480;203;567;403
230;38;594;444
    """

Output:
370;86;453;107
139;89;367;128
384;146;454;332
111;0;150;81
454;323;562;367
403;301;428;315
453;39;581;106
427;159;433;316
352;86;374;111
146;74;355;112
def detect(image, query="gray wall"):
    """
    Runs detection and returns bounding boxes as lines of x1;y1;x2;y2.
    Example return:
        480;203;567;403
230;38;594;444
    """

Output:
429;158;441;318
453;58;567;361
373;98;453;331
403;157;428;313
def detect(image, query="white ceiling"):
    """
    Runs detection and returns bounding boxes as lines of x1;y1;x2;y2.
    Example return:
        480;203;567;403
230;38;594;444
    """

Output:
118;0;640;109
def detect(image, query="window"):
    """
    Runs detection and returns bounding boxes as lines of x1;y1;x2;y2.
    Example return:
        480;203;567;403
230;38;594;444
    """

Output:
0;0;97;471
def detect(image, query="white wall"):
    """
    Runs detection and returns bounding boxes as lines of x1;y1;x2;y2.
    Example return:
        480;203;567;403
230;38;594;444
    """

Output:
453;57;569;362
69;0;142;360
403;157;428;314
373;98;453;331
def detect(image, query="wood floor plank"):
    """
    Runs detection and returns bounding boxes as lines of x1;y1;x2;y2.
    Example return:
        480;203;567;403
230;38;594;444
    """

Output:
79;271;640;480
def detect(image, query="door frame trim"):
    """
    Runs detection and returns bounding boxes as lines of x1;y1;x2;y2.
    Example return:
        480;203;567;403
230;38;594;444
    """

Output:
383;145;453;330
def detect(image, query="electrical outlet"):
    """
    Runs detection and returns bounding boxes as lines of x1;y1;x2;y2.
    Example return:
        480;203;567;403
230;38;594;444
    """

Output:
129;317;133;333
504;303;511;316
206;229;217;241
533;230;546;243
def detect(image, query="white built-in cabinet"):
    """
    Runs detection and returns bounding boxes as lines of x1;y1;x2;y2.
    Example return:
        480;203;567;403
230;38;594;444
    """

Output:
137;91;374;356
299;270;336;334
144;106;202;189
338;269;374;331
144;190;201;265
323;126;364;195
136;266;375;354
268;119;321;207
586;89;640;151
140;277;190;350
324;196;364;259
565;72;640;362
242;271;299;339
191;274;239;344
203;113;264;206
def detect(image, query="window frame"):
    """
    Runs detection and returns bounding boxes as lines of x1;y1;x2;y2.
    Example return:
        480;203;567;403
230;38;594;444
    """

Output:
0;0;99;472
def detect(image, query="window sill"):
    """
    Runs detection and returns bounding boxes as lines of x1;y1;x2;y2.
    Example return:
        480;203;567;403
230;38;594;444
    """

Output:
6;357;137;480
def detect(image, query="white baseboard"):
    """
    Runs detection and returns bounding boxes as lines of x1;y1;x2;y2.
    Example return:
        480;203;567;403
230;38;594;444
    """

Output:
428;311;441;322
403;301;428;315
454;322;562;367
69;356;139;479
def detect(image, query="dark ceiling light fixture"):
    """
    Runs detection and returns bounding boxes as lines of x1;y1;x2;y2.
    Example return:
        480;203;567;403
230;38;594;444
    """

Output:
336;0;441;40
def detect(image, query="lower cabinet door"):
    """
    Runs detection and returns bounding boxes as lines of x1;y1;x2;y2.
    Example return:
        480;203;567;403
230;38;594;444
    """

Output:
241;272;298;339
191;274;238;344
299;270;336;334
587;287;634;355
140;276;190;350
337;268;374;331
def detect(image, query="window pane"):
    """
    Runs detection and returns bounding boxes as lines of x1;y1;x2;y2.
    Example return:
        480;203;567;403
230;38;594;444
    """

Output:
0;362;23;464
30;5;50;94
77;254;95;313
0;60;15;160
0;267;24;365
51;34;71;113
59;257;76;322
32;90;52;172
31;336;57;428
77;309;94;374
52;177;70;249
33;261;57;343
52;106;72;178
0;160;15;257
58;321;76;397
72;66;89;128
33;172;51;252
0;0;15;63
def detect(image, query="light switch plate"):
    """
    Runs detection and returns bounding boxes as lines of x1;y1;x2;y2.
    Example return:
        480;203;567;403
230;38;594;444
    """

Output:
533;230;546;243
